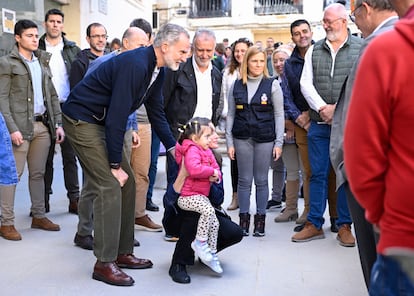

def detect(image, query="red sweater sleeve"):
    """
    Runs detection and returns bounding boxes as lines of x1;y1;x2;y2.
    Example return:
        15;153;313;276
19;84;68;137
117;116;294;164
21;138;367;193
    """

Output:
344;32;414;227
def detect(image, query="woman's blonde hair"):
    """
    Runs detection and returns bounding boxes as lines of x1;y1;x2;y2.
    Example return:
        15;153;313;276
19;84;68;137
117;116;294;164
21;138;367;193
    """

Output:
240;46;269;84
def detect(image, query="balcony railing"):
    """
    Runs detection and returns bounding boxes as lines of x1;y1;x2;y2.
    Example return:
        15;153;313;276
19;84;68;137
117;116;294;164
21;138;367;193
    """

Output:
189;0;232;18
254;0;303;15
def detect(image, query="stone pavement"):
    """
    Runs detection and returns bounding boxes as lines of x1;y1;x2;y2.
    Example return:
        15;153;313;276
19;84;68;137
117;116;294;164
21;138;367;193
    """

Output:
0;149;367;295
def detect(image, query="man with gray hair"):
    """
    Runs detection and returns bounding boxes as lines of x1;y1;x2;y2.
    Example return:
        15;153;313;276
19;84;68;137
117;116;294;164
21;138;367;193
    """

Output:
62;23;190;286
330;0;397;290
162;28;223;240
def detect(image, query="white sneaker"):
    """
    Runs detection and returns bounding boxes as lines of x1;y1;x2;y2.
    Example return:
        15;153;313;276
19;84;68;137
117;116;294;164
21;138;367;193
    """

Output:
205;253;223;274
191;240;213;262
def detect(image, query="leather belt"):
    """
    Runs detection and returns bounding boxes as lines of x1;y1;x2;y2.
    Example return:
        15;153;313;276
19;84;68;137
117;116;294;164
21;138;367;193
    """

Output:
34;114;44;122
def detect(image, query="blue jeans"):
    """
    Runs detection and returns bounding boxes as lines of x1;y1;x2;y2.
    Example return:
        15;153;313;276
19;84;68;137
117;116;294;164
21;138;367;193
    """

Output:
0;112;17;186
307;122;351;229
370;255;414;296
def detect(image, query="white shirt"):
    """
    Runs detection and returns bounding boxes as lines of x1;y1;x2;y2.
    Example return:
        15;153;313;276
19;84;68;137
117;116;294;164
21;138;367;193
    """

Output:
21;53;46;115
46;38;70;103
300;39;346;112
192;56;213;120
220;67;239;117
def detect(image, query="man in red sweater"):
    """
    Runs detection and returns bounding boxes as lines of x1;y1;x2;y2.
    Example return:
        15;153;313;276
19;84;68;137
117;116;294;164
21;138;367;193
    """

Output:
344;0;414;293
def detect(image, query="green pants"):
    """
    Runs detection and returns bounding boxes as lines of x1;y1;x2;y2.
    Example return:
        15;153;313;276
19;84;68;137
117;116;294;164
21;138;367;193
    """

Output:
63;115;135;262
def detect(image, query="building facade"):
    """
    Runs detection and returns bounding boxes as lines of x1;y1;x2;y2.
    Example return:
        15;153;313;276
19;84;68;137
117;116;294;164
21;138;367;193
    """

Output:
153;0;357;45
0;0;151;55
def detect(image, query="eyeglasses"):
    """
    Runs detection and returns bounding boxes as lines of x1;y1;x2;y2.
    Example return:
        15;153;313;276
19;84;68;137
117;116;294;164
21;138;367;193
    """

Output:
321;18;344;26
349;3;364;23
89;34;108;40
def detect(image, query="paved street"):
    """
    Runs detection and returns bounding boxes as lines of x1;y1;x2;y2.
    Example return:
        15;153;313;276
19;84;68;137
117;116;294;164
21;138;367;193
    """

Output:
0;149;367;295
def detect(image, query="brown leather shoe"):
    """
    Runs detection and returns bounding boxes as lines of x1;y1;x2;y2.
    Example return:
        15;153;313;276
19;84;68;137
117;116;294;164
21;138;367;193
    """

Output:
92;260;134;286
68;198;79;215
31;217;60;231
337;224;356;247
291;221;325;242
135;215;163;232
0;225;22;241
116;254;153;269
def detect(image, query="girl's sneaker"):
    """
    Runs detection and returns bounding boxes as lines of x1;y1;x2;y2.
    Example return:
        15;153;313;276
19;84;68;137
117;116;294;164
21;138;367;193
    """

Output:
191;240;213;262
205;253;223;274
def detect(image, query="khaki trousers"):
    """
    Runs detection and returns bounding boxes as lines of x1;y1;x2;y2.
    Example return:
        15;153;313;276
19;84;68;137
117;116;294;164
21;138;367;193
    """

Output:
131;123;151;218
0;122;50;225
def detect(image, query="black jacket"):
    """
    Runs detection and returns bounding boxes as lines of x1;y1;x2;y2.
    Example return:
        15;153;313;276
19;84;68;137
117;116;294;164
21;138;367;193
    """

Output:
163;57;223;138
69;49;100;89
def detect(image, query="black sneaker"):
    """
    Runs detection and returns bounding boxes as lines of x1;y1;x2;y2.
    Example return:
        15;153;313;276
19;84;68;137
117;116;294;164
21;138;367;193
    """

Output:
266;200;282;210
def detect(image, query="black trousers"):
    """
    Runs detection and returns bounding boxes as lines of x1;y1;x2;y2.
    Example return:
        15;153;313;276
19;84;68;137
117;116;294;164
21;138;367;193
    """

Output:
44;127;80;201
344;182;379;290
171;209;243;266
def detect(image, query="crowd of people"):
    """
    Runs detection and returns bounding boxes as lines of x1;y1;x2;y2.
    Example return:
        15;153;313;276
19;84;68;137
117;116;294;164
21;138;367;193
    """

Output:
0;0;413;294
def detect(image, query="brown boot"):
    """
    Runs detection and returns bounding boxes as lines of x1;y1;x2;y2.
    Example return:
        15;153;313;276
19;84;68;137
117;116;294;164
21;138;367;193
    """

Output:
31;217;60;231
291;221;325;242
337;224;356;247
297;172;310;224
296;209;309;224
227;192;239;210
274;180;299;222
68;198;79;215
0;225;22;241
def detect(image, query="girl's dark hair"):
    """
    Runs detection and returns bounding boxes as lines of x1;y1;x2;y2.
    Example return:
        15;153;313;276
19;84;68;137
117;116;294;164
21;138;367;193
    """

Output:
177;117;212;144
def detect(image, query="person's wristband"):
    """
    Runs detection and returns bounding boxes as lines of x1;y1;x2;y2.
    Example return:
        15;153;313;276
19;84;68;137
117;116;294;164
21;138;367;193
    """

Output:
109;162;121;169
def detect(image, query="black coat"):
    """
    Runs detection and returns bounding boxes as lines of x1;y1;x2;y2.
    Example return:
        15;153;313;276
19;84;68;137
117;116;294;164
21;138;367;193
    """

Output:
163;57;223;138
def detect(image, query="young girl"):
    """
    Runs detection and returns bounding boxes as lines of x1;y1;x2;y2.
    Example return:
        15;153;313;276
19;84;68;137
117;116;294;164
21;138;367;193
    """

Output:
175;117;223;274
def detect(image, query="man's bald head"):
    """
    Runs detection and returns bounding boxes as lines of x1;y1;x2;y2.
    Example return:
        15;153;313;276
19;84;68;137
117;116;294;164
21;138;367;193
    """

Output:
122;27;149;51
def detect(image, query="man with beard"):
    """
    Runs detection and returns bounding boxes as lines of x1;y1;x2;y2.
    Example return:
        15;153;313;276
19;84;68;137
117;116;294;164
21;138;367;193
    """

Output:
291;3;362;246
330;0;397;289
69;22;107;88
62;23;190;286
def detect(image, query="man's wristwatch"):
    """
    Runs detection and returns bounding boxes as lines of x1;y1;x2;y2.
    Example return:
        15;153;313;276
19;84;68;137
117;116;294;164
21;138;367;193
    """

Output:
109;163;121;169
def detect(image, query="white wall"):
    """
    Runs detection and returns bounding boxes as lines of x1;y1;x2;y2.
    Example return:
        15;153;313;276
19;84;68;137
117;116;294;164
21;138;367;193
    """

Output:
79;0;152;49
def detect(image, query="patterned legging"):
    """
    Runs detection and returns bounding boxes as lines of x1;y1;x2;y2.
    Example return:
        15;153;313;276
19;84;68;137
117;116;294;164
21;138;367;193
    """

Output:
177;194;219;253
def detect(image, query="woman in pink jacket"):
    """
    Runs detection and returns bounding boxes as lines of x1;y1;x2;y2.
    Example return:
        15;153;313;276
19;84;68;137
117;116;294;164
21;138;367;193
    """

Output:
175;117;222;274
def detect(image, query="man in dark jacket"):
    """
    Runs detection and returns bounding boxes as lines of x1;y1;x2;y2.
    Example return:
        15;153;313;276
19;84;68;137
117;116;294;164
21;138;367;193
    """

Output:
330;0;398;289
69;22;107;88
162;29;223;236
39;8;81;214
162;28;224;282
62;23;190;287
